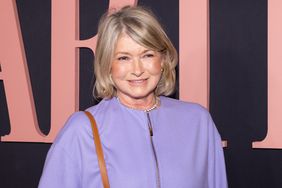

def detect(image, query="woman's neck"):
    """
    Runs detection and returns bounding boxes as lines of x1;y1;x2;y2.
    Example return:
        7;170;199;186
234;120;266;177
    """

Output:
116;94;158;112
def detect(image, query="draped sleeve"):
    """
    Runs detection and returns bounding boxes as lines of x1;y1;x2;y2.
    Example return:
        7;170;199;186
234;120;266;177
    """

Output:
207;113;228;188
38;112;89;188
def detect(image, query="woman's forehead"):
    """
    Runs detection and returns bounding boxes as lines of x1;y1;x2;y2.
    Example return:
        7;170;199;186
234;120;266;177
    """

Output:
114;33;153;54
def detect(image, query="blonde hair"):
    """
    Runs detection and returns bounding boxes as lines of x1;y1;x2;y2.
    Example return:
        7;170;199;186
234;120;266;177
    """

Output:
94;6;178;99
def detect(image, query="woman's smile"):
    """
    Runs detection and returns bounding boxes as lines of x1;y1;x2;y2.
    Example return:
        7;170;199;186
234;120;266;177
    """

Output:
128;78;148;85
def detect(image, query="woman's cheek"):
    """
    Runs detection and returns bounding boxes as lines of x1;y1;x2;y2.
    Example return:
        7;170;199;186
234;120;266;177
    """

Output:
111;63;129;79
147;62;162;75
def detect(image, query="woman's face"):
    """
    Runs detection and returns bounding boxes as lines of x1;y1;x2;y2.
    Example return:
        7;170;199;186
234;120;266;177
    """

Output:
111;33;163;103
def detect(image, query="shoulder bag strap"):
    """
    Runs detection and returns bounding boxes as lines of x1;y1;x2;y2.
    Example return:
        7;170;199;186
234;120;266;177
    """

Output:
84;111;110;188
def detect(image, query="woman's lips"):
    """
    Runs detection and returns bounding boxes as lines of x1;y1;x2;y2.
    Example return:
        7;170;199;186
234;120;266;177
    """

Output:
128;78;148;85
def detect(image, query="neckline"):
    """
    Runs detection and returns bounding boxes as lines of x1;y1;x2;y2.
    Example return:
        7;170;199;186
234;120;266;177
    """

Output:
115;96;161;113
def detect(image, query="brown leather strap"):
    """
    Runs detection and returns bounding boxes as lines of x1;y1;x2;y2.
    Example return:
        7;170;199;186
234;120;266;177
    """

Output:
84;111;110;188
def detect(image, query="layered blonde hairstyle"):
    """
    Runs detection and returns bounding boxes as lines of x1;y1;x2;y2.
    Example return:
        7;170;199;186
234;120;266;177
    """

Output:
94;6;178;99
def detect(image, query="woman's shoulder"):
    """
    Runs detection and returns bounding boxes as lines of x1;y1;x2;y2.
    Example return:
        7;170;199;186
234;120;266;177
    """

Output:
160;96;209;116
54;98;116;143
52;111;91;146
85;98;117;116
160;97;218;136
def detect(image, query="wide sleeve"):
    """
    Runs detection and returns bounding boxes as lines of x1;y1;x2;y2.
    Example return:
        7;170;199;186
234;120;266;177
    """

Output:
207;114;228;188
38;144;81;188
38;112;87;188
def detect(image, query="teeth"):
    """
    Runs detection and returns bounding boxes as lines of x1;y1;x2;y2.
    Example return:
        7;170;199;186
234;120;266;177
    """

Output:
130;79;145;82
129;79;147;84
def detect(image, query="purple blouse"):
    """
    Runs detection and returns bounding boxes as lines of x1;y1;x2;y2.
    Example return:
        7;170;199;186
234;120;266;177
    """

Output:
38;96;228;188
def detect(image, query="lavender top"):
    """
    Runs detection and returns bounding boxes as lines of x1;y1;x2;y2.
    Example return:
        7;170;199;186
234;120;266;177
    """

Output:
38;96;228;188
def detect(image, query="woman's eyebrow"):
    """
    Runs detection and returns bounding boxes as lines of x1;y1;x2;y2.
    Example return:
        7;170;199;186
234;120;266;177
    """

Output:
114;51;131;56
142;49;154;53
114;49;154;56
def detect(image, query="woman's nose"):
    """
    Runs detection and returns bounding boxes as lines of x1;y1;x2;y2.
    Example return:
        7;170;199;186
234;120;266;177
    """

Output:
132;58;144;77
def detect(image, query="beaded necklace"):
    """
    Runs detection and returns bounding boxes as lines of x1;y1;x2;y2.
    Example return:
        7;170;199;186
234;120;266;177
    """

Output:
116;96;159;112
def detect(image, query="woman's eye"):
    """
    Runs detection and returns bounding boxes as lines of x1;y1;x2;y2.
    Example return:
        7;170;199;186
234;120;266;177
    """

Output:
117;56;129;61
143;54;154;58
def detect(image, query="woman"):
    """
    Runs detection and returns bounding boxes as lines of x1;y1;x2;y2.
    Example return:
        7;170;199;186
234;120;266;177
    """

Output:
39;6;228;188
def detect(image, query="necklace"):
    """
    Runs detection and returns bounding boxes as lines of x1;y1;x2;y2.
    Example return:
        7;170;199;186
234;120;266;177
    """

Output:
116;96;160;112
